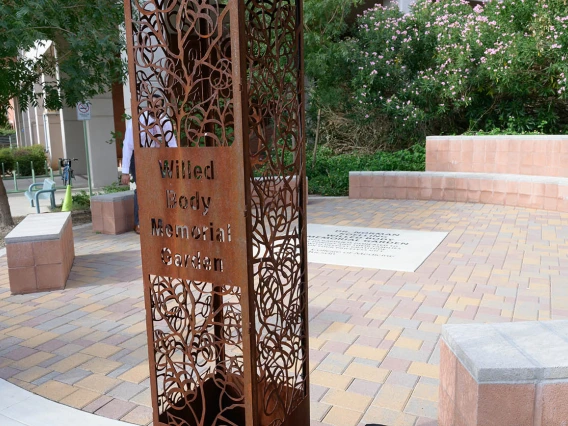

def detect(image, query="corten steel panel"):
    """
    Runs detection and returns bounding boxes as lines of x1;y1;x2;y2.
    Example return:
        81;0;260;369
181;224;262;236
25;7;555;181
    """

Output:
124;0;308;425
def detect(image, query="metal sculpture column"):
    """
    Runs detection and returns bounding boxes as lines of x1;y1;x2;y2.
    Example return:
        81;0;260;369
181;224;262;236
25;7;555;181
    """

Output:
123;0;309;425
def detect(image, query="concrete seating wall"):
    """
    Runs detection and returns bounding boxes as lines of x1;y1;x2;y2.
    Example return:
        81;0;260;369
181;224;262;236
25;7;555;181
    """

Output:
427;135;568;177
440;321;568;426
5;212;74;294
350;135;568;211
349;171;568;212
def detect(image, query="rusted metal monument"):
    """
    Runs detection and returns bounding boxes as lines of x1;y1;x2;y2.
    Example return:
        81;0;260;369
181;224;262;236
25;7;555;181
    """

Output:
123;0;309;425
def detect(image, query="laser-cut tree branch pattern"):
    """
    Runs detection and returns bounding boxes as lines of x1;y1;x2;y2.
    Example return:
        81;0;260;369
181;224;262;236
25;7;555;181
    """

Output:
150;275;244;425
126;0;308;423
130;0;235;148
246;0;308;424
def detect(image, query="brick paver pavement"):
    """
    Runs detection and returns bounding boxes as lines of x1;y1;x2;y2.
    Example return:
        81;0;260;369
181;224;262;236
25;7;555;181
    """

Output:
1;198;567;426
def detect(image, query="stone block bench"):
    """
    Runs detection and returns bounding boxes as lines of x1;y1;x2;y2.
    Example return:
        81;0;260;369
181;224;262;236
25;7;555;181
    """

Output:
5;212;74;294
440;320;568;426
350;135;568;211
91;191;135;234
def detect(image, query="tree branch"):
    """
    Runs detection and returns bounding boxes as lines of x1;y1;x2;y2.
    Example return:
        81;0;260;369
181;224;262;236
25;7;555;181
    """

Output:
7;26;74;35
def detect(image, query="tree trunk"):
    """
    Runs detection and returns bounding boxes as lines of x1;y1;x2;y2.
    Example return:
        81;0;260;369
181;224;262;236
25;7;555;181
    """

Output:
0;176;14;228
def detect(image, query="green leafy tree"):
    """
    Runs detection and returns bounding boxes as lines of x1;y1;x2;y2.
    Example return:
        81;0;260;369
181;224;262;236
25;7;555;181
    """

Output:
304;0;363;108
310;0;568;151
0;0;126;226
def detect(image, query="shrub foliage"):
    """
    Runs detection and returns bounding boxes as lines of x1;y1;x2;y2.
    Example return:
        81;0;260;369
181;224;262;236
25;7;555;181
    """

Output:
307;144;425;195
0;145;47;176
306;0;568;151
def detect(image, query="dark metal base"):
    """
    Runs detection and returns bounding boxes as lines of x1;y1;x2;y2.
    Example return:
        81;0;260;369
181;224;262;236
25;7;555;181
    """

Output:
157;376;245;426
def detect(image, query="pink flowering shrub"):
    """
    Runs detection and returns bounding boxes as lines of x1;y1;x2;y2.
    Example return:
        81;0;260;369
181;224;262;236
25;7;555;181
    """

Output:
307;0;568;149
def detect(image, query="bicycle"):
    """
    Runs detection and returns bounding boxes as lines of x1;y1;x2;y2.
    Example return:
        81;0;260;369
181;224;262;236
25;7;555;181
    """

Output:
59;158;78;186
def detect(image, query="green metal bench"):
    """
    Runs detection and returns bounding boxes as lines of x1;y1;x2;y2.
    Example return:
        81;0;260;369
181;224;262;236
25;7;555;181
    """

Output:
25;179;56;213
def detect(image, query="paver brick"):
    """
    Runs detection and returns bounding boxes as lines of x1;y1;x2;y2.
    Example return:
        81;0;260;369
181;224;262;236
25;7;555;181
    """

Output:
12;351;55;370
107;381;148;401
80;357;122;374
311;370;353;390
0;199;564;425
74;374;122;394
129;388;152;407
82;395;113;413
60;389;101;409
361;406;416;426
373;384;412;411
347;379;381;397
12;366;51;383
322;389;372;412
94;397;136;419
120;405;153;425
343;362;389;383
5;326;43;340
117;363;150;384
311;401;332;421
33;380;76;401
408;362;440;379
7;377;37;391
394;337;423;350
80;342;122;358
345;345;387;362
405;397;438;420
323;406;362;426
50;353;93;373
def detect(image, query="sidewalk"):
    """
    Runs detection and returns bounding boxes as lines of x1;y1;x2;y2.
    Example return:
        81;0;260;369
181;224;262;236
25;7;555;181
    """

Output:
0;378;128;426
7;181;98;217
0;198;566;425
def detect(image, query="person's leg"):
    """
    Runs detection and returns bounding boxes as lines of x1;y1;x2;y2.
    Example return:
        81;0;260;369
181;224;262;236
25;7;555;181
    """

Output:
130;153;139;231
133;189;139;227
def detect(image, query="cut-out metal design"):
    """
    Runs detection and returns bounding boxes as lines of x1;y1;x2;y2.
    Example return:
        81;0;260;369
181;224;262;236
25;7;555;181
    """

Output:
124;0;308;424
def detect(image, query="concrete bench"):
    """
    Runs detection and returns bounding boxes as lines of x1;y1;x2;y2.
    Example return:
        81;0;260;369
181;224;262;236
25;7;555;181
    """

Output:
440;320;568;426
25;178;56;214
91;191;135;234
350;171;568;212
5;212;74;294
350;136;568;211
427;135;568;177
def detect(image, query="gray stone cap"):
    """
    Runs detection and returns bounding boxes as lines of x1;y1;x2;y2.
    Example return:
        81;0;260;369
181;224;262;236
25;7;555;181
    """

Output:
348;171;568;186
427;135;568;141
442;320;568;383
5;212;71;244
91;191;134;202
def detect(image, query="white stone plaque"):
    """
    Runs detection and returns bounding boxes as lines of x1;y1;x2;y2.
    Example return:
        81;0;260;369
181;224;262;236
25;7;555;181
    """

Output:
308;224;447;272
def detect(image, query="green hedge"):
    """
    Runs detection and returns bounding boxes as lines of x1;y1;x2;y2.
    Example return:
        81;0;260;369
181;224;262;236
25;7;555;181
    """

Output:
0;145;47;176
307;144;425;196
0;148;14;173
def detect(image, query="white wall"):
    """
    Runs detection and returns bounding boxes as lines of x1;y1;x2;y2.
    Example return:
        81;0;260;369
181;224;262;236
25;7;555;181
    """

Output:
383;0;414;13
60;106;88;175
45;111;64;169
86;92;119;188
